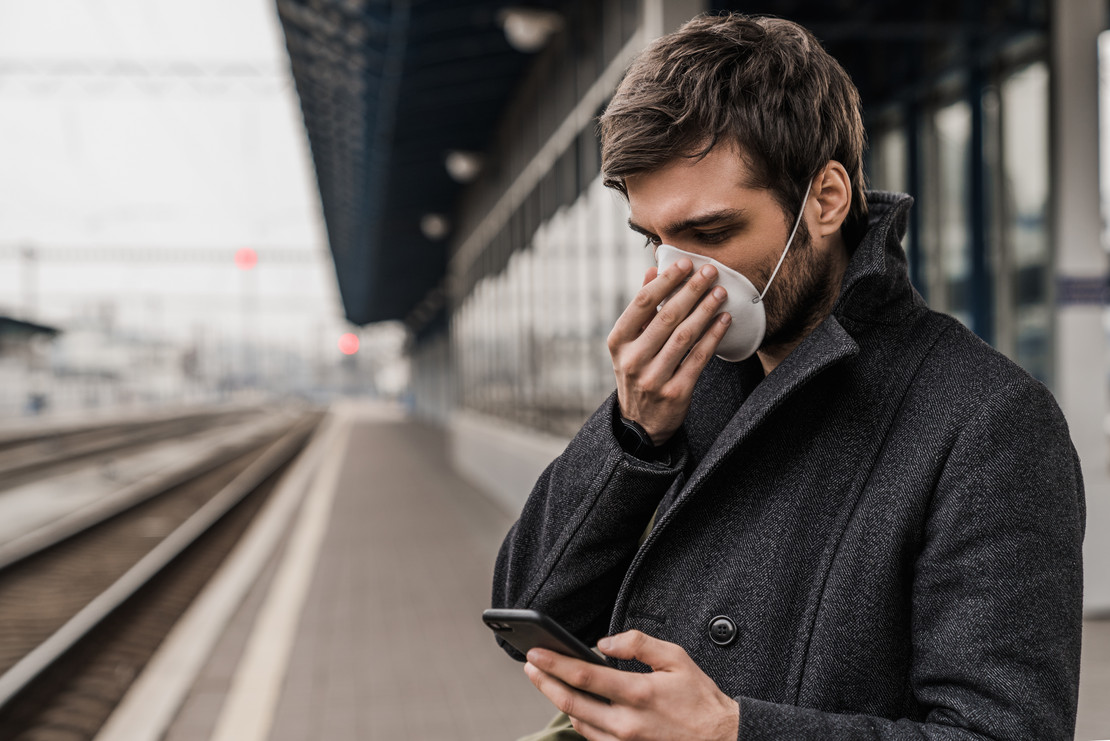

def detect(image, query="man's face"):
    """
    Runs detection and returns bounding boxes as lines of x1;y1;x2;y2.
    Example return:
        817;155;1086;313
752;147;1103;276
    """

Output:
624;144;838;349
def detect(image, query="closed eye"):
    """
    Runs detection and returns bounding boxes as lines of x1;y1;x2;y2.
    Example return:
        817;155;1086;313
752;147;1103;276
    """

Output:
693;230;731;245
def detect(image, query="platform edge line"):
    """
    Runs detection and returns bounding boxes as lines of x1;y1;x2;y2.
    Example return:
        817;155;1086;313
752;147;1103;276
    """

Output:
206;406;352;741
91;409;342;741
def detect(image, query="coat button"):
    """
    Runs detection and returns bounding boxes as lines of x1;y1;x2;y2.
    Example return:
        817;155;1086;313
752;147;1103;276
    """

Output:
708;615;737;646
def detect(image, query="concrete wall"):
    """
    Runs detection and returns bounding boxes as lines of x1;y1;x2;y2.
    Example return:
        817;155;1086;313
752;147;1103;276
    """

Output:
448;410;571;516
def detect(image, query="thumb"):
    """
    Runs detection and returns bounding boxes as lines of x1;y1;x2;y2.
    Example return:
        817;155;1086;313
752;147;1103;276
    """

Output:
597;630;688;671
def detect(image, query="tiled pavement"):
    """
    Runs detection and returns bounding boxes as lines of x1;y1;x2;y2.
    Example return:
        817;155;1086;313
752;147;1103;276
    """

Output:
165;408;553;741
264;414;553;740
165;405;1110;740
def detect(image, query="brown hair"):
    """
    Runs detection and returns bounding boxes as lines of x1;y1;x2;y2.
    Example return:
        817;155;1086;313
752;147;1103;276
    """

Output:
599;13;868;245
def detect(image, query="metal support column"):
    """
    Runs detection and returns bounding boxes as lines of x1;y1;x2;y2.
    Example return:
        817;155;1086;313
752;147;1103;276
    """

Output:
906;104;925;299
968;62;993;345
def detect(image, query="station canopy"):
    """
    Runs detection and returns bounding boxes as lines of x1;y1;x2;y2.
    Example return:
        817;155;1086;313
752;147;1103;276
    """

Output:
276;0;1046;330
0;317;60;340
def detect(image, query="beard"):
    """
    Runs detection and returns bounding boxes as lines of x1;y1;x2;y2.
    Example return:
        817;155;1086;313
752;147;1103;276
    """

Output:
757;219;841;350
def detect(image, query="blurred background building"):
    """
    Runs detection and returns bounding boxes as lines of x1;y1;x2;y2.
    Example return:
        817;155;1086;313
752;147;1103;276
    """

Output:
272;0;1110;612
0;0;410;417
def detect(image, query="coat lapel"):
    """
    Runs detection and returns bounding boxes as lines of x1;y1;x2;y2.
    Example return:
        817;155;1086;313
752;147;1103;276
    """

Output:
611;316;862;630
675;316;860;510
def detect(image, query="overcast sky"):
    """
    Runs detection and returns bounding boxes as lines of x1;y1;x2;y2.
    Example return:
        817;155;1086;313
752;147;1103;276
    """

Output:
0;0;355;353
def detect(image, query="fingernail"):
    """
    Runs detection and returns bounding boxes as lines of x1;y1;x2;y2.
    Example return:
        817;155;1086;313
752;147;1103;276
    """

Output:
676;258;692;272
720;313;732;325
701;264;715;277
598;637;612;650
712;286;726;300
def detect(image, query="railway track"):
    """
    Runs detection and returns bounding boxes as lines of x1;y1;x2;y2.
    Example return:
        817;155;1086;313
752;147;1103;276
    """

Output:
0;409;321;741
0;408;261;492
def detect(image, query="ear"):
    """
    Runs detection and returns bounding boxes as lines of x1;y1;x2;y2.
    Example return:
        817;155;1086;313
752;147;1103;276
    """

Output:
810;160;851;239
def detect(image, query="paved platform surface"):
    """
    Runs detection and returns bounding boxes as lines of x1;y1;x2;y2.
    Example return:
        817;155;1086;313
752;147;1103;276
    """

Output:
265;411;554;740
154;403;1109;741
164;405;554;741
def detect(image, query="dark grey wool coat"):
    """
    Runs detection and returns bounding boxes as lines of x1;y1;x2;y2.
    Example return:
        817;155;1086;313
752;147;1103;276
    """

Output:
492;192;1085;740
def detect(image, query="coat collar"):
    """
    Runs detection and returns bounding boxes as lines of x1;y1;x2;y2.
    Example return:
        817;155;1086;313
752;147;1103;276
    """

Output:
676;316;859;498
672;191;915;503
834;190;920;324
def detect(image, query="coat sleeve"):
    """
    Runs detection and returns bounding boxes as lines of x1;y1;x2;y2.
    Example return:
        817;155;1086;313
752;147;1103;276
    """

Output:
736;378;1086;740
492;392;687;659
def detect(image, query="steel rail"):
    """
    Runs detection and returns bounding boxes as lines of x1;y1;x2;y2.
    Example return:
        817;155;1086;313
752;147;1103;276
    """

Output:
0;410;252;482
0;415;316;712
0;413;296;571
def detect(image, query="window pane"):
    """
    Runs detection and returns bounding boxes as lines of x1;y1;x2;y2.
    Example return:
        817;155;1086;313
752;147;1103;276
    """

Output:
1000;61;1050;382
935;100;972;327
872;127;908;194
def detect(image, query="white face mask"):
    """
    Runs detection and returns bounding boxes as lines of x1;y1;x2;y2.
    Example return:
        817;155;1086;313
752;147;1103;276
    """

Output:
654;180;812;362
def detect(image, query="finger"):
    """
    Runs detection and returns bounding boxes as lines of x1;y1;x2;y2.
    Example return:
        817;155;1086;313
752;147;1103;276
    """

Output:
638;267;660;332
527;648;644;706
596;630;692;672
634;263;722;353
524;660;612;728
609;259;693;345
642;284;728;378
668;311;731;388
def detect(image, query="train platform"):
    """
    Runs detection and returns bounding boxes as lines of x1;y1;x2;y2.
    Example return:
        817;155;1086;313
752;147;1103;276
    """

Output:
91;401;554;741
86;401;1110;741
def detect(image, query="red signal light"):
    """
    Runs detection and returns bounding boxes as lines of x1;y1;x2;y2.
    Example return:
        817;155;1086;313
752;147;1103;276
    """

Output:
235;248;258;271
338;333;360;355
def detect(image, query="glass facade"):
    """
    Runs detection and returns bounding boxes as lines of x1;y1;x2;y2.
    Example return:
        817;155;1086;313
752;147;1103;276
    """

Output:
453;177;650;436
868;55;1052;384
432;7;1056;434
998;62;1051;383
932;99;974;329
446;1;647;436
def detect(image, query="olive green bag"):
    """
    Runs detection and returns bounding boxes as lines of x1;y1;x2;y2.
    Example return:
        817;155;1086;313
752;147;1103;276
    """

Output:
516;712;582;740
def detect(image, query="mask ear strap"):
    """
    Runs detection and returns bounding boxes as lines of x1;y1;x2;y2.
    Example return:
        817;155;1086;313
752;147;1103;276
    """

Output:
756;178;814;303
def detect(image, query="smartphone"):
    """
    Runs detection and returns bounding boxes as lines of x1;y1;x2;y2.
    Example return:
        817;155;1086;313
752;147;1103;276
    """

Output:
482;608;609;667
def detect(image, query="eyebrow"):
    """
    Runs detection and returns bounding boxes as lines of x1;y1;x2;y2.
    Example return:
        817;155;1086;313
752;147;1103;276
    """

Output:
627;208;748;237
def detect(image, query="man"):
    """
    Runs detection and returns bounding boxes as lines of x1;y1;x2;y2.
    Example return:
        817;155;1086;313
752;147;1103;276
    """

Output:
492;12;1084;741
